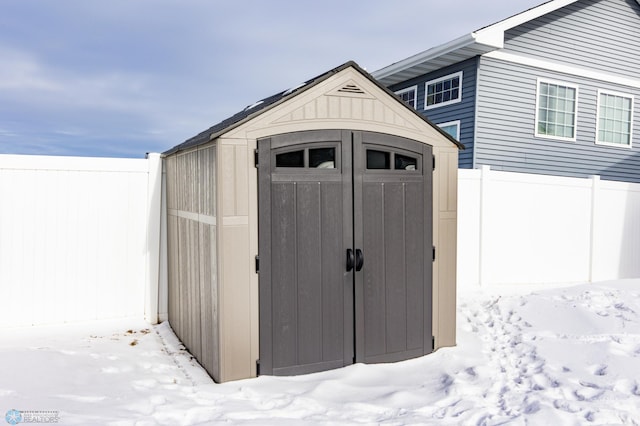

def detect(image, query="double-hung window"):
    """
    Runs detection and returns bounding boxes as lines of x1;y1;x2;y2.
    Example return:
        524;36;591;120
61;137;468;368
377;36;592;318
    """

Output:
395;86;417;109
425;72;462;109
596;90;633;148
535;79;578;141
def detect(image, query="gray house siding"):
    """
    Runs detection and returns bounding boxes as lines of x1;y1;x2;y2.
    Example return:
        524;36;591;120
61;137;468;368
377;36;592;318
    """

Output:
390;57;478;168
377;0;640;182
503;0;640;80
475;56;640;182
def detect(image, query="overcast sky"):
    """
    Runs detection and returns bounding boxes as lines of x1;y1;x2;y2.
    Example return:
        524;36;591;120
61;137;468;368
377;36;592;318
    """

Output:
0;0;544;158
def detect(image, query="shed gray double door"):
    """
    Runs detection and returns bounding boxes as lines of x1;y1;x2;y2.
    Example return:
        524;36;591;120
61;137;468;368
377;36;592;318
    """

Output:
258;130;433;376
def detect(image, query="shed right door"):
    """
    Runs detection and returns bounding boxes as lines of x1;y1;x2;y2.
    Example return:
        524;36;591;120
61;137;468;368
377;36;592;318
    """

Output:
258;130;433;375
353;131;433;364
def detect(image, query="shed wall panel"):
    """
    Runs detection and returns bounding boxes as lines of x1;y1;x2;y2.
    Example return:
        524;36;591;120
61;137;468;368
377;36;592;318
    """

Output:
165;156;178;211
176;217;189;344
220;145;237;217
220;225;252;381
198;222;219;380
198;147;216;216
431;147;458;349
166;146;220;380
167;214;180;336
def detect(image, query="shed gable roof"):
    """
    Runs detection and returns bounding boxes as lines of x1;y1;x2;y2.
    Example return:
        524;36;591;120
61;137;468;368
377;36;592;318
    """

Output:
164;61;462;155
373;0;640;86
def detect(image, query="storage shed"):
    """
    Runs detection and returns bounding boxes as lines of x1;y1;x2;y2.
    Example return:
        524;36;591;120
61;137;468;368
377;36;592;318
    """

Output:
163;61;461;383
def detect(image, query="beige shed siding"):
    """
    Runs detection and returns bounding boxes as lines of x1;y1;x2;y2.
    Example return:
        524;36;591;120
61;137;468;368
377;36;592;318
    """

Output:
432;148;458;349
216;140;259;381
165;146;220;381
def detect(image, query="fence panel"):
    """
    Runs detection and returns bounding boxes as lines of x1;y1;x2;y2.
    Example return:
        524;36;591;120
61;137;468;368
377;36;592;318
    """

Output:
458;166;640;289
0;154;161;327
591;179;640;281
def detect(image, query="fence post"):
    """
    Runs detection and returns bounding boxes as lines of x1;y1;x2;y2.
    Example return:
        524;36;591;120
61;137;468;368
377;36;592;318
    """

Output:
588;175;600;283
145;153;162;324
478;165;491;287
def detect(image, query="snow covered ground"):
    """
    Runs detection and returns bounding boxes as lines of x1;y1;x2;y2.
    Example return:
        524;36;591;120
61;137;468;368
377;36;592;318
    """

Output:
2;279;640;425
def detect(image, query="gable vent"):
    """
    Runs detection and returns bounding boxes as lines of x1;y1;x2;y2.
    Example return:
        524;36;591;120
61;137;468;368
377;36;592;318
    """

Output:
338;84;365;94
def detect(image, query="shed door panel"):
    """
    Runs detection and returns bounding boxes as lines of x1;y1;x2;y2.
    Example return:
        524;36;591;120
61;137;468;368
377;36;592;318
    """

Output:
259;130;353;376
354;132;433;364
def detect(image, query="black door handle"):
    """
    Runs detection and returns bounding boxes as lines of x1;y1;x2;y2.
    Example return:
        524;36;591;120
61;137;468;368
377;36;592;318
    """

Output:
355;249;364;271
346;249;355;272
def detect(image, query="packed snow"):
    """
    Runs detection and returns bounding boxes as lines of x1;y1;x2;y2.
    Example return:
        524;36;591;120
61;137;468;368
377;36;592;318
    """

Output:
2;279;640;425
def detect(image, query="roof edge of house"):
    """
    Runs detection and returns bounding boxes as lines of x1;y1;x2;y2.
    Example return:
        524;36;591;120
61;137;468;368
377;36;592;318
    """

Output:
371;33;478;81
372;0;583;82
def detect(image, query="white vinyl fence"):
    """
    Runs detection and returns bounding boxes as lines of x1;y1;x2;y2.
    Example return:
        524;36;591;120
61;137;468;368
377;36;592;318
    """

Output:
458;166;640;290
3;155;639;327
0;154;162;327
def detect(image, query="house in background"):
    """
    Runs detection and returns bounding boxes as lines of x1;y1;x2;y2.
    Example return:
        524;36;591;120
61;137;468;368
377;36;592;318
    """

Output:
373;0;640;182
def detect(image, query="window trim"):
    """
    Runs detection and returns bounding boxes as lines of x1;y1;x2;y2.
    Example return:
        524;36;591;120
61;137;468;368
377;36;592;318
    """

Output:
272;142;341;172
363;145;422;174
595;89;634;149
534;78;579;142
424;71;463;110
395;85;418;109
437;120;461;141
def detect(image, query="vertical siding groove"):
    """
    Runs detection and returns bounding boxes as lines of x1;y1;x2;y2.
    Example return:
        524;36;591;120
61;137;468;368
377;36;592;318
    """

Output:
402;183;408;351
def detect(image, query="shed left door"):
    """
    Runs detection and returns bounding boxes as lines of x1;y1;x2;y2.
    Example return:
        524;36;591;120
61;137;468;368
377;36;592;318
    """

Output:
257;130;354;376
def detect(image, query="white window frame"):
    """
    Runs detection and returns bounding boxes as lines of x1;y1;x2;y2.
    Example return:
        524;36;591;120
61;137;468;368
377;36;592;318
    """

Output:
595;89;634;149
424;71;463;110
437;120;461;140
395;85;418;109
534;78;579;142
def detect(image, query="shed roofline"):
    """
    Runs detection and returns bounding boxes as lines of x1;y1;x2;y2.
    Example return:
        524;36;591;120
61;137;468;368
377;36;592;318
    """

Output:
164;61;463;156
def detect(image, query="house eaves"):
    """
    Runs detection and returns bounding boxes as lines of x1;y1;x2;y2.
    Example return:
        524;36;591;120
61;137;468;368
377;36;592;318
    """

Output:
373;0;583;86
372;33;501;86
